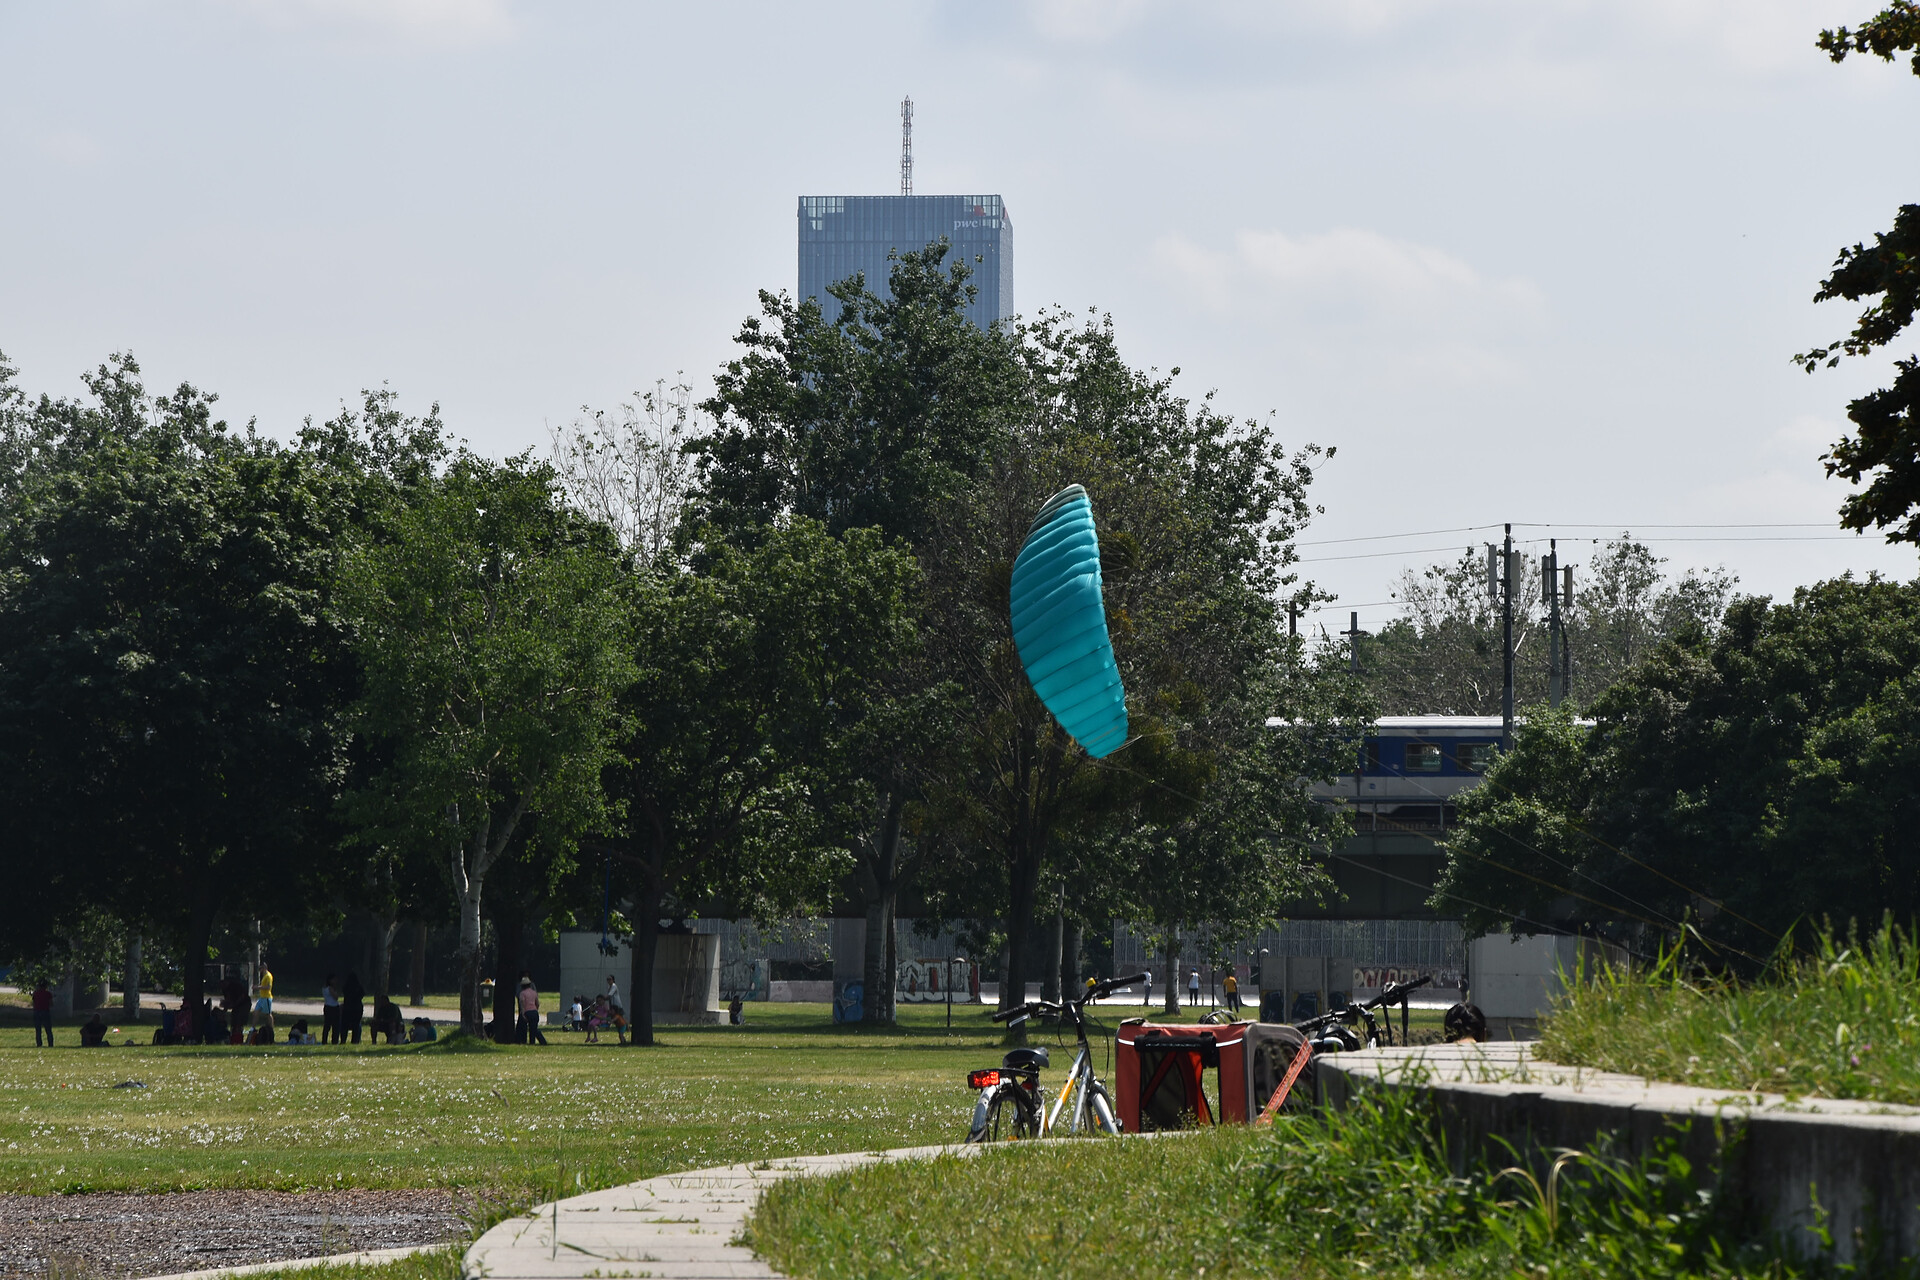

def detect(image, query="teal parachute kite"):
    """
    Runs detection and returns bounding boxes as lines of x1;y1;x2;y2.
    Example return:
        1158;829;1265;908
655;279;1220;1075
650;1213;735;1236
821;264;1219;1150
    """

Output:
1009;484;1128;758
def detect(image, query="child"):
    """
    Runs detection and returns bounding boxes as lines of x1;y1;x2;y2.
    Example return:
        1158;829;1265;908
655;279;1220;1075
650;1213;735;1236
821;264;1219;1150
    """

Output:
570;997;585;1032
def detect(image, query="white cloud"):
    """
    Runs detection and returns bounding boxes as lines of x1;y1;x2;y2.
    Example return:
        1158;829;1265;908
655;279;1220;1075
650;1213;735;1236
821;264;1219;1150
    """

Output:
33;129;104;170
220;0;515;50
1030;0;1150;44
1152;225;1543;335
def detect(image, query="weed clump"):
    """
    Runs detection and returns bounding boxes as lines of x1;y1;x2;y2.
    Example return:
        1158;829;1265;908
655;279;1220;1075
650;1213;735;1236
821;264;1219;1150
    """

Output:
1542;916;1920;1105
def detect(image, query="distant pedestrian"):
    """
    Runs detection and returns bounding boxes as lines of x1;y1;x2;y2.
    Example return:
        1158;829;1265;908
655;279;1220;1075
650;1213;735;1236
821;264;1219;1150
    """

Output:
604;974;622;1017
342;970;366;1045
1141;970;1152;1007
1187;969;1201;1008
728;997;744;1026
221;971;248;1043
1085;975;1098;1002
31;978;52;1047
254;965;275;1030
321;974;341;1044
517;977;547;1046
570;997;584;1032
1224;972;1241;1014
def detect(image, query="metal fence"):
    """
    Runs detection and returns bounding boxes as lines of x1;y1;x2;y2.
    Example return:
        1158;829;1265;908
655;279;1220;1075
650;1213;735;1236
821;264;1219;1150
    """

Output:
1113;919;1466;987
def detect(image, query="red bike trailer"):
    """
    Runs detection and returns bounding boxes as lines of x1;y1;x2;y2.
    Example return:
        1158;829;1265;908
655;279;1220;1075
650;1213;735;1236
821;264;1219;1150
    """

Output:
1115;1019;1310;1131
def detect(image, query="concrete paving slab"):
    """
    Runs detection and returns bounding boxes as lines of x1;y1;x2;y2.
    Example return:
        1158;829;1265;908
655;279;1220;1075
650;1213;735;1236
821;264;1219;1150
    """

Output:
464;1144;986;1279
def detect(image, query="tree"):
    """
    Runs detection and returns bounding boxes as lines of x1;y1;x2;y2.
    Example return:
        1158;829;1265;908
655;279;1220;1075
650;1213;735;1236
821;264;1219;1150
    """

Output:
1121;670;1353;1015
690;244;1014;1022
608;519;922;1043
548;377;703;565
925;309;1334;1016
1435;576;1920;963
1798;5;1920;539
338;453;635;1035
0;354;360;1024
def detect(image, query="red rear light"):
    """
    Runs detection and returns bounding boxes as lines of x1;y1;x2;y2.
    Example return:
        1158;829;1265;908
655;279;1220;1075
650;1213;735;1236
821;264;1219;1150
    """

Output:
968;1069;1001;1089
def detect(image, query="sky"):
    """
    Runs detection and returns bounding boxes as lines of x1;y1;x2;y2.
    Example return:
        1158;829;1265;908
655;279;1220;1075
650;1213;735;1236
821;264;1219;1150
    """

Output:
4;1;1918;636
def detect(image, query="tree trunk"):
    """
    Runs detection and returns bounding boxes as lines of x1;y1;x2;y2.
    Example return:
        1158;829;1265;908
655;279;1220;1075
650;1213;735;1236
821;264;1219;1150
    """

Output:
1062;919;1083;998
1042;892;1064;1004
372;914;399;1007
628;882;662;1046
179;888;221;1039
1002;830;1043;1016
1163;933;1180;1017
123;936;142;1021
857;791;906;1027
491;909;524;1043
455;873;486;1036
408;921;428;1007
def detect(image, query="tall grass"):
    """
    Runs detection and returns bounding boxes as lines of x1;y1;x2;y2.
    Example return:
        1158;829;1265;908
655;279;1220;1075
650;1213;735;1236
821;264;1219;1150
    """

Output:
750;1088;1809;1279
1541;917;1920;1105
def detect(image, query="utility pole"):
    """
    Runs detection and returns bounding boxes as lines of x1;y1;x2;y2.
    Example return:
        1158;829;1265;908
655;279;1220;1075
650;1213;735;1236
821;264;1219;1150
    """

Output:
1343;610;1368;673
1545;539;1562;708
1561;560;1575;697
1501;524;1515;743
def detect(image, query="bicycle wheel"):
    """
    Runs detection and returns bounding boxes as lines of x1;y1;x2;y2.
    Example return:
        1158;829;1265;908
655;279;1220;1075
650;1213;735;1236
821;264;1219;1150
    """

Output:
966;1085;1039;1143
1087;1082;1121;1135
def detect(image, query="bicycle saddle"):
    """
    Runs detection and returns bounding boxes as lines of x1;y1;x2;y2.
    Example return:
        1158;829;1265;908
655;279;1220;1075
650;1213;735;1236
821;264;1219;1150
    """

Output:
1001;1046;1050;1071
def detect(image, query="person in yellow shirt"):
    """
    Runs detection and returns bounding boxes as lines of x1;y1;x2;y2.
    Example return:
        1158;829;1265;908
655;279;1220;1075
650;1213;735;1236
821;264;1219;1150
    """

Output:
254;966;275;1029
1224;971;1240;1014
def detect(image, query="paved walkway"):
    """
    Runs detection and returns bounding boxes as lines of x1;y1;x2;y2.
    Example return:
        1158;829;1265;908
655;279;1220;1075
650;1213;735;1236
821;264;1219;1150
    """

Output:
464;1144;981;1280
1324;1040;1920;1120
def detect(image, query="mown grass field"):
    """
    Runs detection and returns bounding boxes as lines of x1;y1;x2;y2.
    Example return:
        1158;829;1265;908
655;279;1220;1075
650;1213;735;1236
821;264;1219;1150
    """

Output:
0;999;1303;1199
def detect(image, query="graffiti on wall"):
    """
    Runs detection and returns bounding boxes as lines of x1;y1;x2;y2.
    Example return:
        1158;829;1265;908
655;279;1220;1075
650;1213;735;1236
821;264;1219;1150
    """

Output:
895;959;979;1003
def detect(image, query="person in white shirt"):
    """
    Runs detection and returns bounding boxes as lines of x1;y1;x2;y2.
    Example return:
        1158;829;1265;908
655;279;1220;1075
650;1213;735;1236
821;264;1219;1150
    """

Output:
1187;969;1201;1008
1141;970;1153;1007
321;974;342;1044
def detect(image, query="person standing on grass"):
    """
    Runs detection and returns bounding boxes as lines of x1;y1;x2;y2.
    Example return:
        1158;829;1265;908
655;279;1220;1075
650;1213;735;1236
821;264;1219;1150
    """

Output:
31;978;53;1046
1187;969;1201;1008
253;964;275;1032
1224;971;1240;1014
605;974;621;1018
341;970;366;1045
1141;970;1152;1008
517;977;547;1046
321;974;341;1044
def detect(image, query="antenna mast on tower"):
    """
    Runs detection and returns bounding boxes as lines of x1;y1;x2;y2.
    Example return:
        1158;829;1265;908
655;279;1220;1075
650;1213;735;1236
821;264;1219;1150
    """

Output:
899;96;914;195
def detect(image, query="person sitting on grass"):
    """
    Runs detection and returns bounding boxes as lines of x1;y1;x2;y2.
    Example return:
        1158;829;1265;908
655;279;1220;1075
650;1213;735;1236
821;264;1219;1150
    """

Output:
80;1012;109;1047
286;1019;315;1045
409;1017;437;1043
247;1021;276;1045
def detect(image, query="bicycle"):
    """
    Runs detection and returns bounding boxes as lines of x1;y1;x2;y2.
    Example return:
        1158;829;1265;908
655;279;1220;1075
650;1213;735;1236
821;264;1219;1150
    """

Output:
1295;975;1433;1052
964;971;1147;1142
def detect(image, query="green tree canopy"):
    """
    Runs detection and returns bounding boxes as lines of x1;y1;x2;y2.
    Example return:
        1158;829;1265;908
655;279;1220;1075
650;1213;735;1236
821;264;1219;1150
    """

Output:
338;452;636;1034
1798;5;1920;539
1436;576;1920;963
0;353;361;1022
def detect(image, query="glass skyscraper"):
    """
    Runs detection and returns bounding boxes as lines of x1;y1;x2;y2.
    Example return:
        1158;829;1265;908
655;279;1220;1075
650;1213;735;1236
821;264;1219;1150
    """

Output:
797;194;1013;329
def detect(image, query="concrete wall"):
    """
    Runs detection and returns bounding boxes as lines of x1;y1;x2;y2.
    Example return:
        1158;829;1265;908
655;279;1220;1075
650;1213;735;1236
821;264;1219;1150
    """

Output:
1468;932;1623;1032
651;933;721;1025
1317;1046;1920;1266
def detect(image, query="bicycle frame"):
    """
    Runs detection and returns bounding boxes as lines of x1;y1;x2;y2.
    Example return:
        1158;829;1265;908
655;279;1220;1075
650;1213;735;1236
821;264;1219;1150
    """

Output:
976;971;1143;1140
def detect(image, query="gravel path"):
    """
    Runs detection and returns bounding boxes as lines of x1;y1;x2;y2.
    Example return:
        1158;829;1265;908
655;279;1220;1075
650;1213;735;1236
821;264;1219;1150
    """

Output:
0;1189;460;1279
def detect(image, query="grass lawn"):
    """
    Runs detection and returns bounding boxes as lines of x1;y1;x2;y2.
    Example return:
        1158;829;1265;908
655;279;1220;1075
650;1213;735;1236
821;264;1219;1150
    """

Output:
0;999;1285;1200
748;1088;1811;1280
